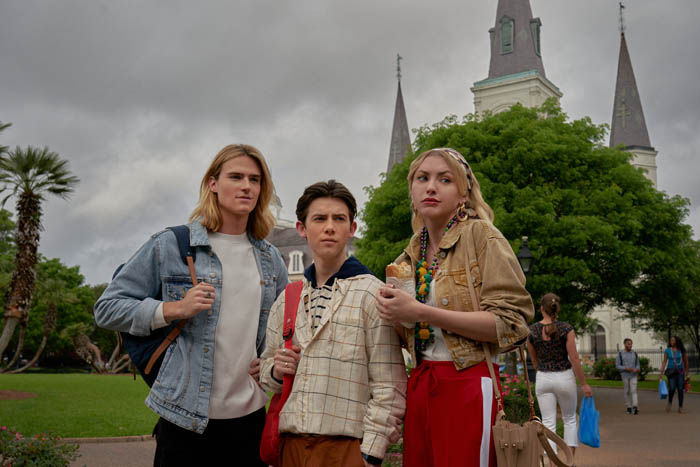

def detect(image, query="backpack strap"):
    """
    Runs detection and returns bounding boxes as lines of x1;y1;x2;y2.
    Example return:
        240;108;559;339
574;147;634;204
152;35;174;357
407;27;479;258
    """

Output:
280;281;304;403
144;225;197;375
167;225;196;266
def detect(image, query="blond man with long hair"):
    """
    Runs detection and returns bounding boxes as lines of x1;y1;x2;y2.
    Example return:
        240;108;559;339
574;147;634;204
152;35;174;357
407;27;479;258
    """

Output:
376;148;534;467
96;144;287;466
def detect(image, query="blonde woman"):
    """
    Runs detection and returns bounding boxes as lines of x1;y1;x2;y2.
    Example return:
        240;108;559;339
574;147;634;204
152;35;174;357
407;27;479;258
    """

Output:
96;144;287;466
376;148;534;467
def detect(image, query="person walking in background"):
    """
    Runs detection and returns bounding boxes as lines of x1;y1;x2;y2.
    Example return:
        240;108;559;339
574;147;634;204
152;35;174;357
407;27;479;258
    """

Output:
376;148;534;467
95;144;288;466
659;335;690;414
616;338;640;414
526;293;592;457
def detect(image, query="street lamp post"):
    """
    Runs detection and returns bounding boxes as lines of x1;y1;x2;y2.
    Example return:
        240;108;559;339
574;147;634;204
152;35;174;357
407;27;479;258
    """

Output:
516;236;534;275
517;236;536;382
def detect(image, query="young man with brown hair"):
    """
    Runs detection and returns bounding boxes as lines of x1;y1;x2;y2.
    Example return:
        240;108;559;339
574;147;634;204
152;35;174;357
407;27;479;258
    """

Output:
260;180;406;466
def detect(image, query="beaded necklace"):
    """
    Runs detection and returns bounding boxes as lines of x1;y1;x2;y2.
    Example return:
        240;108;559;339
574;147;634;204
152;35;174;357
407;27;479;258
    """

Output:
415;215;458;351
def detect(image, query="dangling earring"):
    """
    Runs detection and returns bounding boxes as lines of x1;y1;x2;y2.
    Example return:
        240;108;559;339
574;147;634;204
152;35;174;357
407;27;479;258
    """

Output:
457;202;469;220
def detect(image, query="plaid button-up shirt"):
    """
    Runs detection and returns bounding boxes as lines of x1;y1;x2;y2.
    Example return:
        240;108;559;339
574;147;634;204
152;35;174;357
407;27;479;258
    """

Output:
260;274;407;460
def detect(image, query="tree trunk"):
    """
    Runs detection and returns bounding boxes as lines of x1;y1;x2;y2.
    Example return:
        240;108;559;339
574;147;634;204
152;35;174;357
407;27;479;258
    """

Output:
106;332;122;368
0;192;41;359
504;350;518;376
8;304;56;374
112;354;131;374
2;326;25;371
8;332;46;374
0;316;19;362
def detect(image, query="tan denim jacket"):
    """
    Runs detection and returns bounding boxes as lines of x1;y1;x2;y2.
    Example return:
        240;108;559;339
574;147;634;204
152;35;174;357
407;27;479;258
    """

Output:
395;218;534;370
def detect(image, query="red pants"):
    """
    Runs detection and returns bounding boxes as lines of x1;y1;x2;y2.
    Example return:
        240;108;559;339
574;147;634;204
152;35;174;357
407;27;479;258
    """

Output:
403;360;501;467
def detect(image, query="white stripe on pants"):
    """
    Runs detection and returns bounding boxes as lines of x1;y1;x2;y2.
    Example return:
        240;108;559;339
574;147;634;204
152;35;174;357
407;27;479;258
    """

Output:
623;376;638;408
535;369;579;450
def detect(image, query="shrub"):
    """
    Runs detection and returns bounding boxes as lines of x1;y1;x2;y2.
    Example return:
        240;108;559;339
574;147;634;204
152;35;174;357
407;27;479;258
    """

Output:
593;357;620;380
501;373;541;423
639;357;651;381
593;355;652;381
0;427;79;467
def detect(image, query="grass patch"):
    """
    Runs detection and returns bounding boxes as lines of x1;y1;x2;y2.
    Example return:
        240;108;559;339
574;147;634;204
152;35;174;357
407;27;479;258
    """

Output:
588;373;699;393
0;373;158;438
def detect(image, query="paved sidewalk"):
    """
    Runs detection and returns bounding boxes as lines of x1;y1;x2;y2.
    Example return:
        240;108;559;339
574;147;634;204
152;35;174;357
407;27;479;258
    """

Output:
574;386;699;466
69;386;699;466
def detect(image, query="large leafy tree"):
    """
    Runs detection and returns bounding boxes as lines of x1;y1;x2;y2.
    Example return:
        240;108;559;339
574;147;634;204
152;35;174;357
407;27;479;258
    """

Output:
621;239;700;356
0;146;79;360
356;102;692;330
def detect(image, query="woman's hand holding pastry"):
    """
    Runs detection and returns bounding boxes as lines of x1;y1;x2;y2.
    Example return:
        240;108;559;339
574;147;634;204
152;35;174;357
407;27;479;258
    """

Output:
377;286;421;323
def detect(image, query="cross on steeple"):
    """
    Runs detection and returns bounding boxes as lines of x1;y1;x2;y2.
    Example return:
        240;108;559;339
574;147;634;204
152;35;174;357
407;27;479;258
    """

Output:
616;98;631;128
396;54;403;82
619;2;626;35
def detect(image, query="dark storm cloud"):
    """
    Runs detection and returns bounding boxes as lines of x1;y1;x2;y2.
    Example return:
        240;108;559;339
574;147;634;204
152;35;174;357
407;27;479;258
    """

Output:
0;0;698;284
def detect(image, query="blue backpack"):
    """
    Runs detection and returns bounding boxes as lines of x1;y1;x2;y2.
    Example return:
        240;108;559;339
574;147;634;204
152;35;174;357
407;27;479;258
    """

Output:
111;225;196;387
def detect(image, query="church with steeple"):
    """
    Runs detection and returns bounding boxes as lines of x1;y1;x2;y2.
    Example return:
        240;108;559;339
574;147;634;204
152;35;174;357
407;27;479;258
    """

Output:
471;0;562;115
609;14;658;187
385;0;662;355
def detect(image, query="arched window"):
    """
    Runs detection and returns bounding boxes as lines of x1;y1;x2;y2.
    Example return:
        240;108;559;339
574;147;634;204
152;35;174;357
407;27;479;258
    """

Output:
500;17;514;54
530;18;541;56
288;251;304;275
590;325;607;360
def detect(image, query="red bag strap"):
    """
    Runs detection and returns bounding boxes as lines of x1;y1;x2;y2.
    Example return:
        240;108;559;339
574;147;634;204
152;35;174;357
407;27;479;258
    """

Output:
280;281;303;401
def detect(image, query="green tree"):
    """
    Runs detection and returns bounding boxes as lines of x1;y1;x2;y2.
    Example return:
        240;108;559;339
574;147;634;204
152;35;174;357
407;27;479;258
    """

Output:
0;146;79;361
8;258;96;367
621;239;700;357
356;102;692;330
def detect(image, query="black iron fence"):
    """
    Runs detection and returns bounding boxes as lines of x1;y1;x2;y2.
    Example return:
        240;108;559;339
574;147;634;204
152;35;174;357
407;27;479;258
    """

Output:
579;349;699;374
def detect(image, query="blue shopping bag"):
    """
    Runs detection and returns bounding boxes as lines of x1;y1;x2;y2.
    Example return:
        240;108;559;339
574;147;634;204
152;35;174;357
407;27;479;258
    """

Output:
578;396;600;448
659;380;668;399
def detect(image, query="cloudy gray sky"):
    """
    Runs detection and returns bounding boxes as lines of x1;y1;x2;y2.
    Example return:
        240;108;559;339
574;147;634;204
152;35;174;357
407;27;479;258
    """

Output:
1;0;698;285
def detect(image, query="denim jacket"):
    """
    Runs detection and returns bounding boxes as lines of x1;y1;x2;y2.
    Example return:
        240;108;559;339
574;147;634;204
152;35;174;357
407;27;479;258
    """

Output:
94;220;288;433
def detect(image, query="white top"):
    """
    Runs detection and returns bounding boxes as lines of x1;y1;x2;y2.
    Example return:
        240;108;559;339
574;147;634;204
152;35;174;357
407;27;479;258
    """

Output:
207;231;267;419
421;287;452;362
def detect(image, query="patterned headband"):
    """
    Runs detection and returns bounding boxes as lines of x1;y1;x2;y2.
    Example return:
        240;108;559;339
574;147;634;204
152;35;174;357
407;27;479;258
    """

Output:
433;147;473;191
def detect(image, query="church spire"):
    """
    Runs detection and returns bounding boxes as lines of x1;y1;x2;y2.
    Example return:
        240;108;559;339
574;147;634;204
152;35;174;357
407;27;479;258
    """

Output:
387;54;411;172
472;0;560;115
487;0;546;79
609;4;652;150
609;3;657;186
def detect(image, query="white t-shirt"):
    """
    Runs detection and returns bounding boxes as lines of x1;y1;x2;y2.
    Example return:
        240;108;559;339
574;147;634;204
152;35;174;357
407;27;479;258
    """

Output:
207;231;267;419
421;287;452;362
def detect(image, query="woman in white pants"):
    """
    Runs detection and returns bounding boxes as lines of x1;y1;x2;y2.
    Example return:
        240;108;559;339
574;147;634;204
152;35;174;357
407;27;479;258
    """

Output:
526;293;592;456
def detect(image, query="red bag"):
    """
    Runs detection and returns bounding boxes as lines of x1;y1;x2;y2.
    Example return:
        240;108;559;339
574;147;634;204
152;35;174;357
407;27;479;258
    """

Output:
684;378;691;393
260;281;303;467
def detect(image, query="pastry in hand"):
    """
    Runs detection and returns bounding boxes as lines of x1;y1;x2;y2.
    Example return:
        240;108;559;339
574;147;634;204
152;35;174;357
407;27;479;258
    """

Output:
385;261;415;328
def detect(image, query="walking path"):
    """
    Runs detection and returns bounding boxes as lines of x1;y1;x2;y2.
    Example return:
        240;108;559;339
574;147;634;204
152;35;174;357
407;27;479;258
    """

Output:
68;387;699;466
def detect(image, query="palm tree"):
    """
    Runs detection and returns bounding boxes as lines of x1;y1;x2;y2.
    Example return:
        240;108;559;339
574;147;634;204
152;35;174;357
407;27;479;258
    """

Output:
0;146;79;361
0;122;10;154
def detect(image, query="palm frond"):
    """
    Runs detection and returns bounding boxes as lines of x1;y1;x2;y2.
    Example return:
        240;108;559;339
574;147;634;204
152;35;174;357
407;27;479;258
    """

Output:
0;145;79;203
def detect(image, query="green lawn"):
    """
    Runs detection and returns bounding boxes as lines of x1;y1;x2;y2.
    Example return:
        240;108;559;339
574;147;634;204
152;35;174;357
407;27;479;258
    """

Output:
587;373;700;392
0;372;158;438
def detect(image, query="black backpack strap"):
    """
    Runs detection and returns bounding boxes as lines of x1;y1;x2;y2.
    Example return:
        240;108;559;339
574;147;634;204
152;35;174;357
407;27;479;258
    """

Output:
166;225;195;265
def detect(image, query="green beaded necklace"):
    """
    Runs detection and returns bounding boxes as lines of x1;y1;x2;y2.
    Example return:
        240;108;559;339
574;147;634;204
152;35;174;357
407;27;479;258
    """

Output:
414;215;458;351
